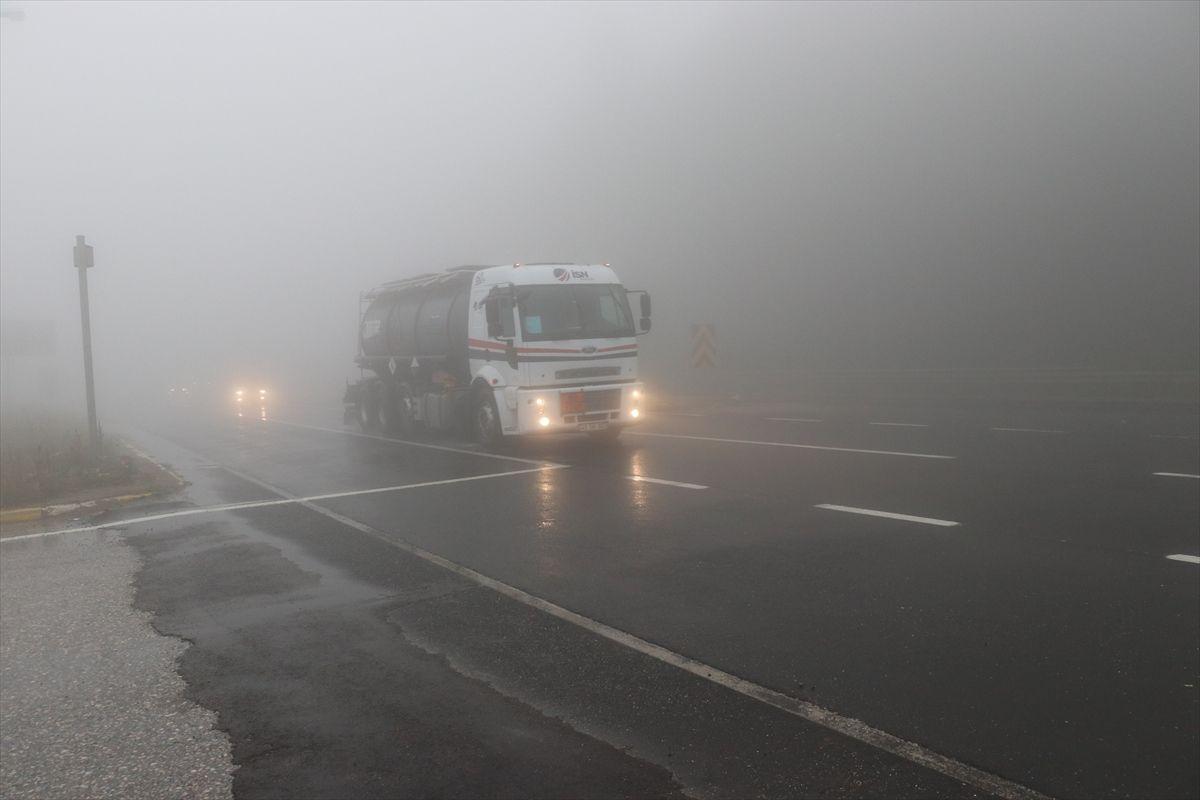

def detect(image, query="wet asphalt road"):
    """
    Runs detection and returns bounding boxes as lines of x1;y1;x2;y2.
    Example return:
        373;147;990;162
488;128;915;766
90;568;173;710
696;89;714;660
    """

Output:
49;397;1200;798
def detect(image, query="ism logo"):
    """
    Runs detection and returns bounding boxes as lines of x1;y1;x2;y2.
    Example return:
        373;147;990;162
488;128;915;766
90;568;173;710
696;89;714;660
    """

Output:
553;268;592;282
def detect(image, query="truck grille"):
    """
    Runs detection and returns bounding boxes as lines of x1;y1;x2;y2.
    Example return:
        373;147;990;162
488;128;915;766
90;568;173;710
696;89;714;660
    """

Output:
555;366;621;380
560;388;622;414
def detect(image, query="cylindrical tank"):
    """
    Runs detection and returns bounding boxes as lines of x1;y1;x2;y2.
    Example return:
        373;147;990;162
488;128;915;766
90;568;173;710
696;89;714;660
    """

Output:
359;272;473;376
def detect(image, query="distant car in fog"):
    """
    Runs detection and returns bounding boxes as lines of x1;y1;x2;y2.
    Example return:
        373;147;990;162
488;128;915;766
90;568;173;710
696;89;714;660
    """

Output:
231;384;271;419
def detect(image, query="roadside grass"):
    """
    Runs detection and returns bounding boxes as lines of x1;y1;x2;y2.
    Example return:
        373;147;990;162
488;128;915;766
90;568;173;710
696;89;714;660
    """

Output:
0;409;136;509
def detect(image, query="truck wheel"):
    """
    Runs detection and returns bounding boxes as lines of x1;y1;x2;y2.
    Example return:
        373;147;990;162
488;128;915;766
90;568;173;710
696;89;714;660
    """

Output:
473;390;502;448
381;382;415;438
357;383;381;432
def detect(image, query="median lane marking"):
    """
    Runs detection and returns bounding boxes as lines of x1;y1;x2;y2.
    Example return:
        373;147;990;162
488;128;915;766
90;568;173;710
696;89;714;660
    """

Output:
767;417;822;423
218;466;1048;800
816;504;960;527
991;427;1066;434
267;417;564;467
1152;472;1200;479
627;475;708;490
868;422;928;428
628;431;955;460
1166;554;1200;564
0;467;559;543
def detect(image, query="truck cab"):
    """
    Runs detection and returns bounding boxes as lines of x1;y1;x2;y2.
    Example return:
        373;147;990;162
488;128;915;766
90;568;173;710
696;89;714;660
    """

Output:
467;264;650;443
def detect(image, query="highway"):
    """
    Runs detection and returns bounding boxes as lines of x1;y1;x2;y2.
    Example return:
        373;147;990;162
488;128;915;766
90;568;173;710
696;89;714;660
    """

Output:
8;397;1196;799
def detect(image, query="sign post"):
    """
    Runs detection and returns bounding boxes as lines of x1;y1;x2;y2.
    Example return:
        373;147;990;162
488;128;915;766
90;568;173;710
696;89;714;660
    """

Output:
73;235;99;452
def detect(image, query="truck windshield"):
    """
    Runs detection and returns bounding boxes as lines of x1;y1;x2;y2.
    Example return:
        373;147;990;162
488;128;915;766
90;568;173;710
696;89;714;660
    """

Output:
516;284;635;342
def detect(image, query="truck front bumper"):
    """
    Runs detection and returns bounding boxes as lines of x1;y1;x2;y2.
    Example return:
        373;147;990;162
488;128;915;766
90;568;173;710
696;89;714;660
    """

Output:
511;383;645;435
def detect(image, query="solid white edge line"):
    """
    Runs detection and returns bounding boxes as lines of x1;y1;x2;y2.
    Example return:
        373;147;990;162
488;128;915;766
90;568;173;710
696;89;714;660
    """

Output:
816;504;960;527
627;475;708;490
217;464;1048;800
991;427;1067;434
766;418;823;423
1166;554;1200;564
0;468;558;543
267;417;564;468
868;422;929;428
1152;472;1200;479
628;431;955;460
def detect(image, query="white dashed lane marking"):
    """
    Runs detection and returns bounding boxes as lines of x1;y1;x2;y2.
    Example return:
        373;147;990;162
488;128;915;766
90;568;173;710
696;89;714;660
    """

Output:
627;476;708;490
816;504;960;527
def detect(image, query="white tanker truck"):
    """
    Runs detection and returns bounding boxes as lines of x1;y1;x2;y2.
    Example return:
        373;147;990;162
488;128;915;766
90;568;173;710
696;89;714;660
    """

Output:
344;263;651;445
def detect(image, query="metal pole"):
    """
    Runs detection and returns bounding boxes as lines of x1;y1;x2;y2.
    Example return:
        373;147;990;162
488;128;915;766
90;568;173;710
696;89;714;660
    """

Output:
73;235;99;451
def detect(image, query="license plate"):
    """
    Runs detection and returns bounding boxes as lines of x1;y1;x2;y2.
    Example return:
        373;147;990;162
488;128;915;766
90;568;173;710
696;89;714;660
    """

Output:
578;422;608;431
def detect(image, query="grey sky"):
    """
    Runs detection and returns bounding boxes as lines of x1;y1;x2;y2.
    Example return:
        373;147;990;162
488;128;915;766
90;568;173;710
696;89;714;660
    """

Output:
1;1;1197;410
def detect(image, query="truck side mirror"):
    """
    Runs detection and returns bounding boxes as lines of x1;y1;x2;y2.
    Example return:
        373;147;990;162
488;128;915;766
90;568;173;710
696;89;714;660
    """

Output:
505;340;519;369
639;317;652;333
640;293;651;319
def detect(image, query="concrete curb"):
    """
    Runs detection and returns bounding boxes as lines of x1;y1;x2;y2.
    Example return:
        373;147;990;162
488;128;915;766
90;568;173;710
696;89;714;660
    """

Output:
0;493;155;525
0;440;184;528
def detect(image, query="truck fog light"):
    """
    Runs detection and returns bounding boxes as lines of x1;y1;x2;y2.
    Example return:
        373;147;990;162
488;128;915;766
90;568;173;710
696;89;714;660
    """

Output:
536;396;545;407
630;408;640;419
632;389;641;400
539;416;551;428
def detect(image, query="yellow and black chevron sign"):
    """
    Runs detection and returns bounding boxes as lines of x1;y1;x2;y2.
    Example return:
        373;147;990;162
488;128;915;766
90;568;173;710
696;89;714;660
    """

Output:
691;324;716;368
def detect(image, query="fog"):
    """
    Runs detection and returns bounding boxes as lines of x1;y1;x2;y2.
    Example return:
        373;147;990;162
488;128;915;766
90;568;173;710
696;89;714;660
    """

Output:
1;1;1197;417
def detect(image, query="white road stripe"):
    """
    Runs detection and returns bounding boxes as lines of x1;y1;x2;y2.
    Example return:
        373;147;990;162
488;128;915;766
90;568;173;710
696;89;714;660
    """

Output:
816;504;960;527
766;417;823;423
868;422;929;428
217;465;1047;800
627;475;708;490
1166;554;1200;564
0;468;556;543
1150;434;1199;440
658;412;706;417
629;431;955;460
1153;472;1200;479
991;427;1066;434
267;418;563;467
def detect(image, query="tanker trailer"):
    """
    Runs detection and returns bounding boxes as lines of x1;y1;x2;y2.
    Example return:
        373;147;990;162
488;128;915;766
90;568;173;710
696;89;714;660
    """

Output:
344;263;651;445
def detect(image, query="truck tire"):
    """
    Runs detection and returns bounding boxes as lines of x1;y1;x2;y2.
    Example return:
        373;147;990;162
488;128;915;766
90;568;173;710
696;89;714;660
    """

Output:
472;389;503;448
357;383;381;432
380;381;415;438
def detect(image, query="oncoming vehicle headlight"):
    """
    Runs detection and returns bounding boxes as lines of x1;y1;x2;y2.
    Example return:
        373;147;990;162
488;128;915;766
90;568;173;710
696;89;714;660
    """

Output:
630;408;640;419
258;389;267;398
538;416;550;428
535;396;545;407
